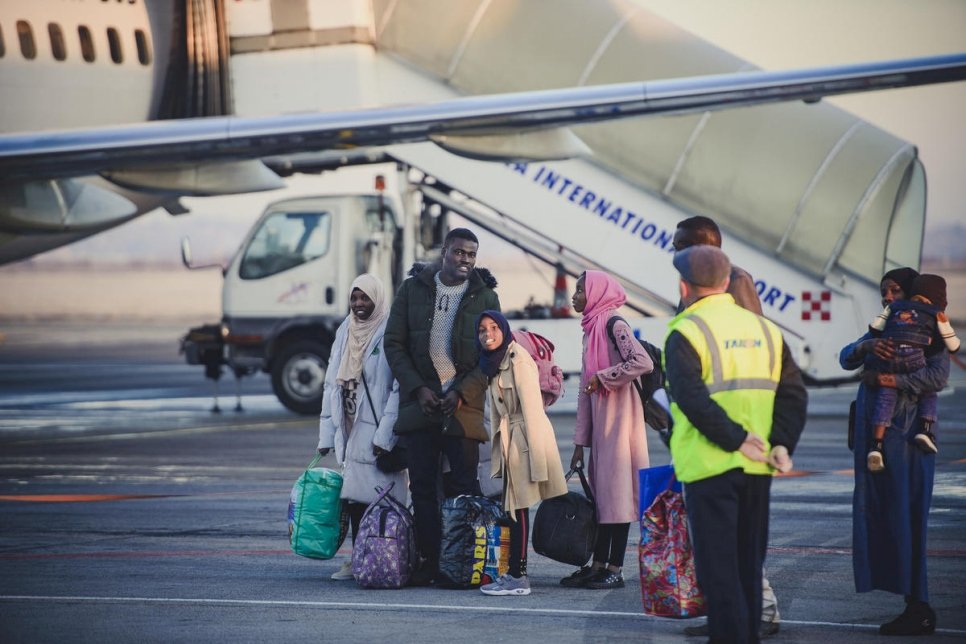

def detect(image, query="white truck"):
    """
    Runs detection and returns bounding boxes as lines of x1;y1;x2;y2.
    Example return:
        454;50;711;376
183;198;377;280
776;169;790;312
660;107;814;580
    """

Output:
181;160;428;414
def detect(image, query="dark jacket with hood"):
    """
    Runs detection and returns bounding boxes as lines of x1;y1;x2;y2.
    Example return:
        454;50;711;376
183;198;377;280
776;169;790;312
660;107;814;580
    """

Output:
384;262;500;441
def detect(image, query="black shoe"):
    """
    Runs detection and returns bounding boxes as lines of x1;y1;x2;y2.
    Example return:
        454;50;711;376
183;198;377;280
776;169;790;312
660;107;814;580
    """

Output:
559;565;598;588
585;569;624;589
408;564;437;587
682;621;708;637
684;621;779;638
880;602;936;636
759;621;780;639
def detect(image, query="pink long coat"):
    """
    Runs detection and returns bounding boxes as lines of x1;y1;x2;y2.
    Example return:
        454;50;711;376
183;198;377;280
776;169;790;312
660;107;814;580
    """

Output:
574;317;652;524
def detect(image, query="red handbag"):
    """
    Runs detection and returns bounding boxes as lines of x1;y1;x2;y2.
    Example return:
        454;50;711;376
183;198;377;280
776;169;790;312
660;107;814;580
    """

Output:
638;485;706;618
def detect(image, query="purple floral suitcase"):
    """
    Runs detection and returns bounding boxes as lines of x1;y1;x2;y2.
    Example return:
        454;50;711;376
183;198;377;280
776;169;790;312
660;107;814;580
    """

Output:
352;483;416;589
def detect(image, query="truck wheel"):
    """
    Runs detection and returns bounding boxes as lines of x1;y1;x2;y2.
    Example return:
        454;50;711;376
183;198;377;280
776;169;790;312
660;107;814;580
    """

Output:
271;340;328;415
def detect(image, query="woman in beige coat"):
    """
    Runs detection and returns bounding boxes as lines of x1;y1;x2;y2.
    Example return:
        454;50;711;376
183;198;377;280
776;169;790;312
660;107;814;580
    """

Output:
477;310;567;597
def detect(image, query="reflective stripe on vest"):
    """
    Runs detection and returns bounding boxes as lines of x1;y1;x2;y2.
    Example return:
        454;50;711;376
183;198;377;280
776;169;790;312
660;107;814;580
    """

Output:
688;314;778;394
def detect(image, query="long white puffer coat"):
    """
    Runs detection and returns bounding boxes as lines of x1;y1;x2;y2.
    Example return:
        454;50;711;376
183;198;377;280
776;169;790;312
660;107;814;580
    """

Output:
318;318;407;505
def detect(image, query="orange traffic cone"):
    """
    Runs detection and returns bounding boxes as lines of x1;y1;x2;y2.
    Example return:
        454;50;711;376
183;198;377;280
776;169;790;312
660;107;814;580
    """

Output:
550;263;570;318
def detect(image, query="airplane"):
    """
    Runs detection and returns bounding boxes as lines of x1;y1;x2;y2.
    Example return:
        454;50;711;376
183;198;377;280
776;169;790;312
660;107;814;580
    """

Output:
1;1;965;267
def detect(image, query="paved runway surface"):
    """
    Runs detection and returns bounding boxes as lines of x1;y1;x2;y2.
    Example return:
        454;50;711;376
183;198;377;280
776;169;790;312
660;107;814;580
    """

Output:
1;321;964;643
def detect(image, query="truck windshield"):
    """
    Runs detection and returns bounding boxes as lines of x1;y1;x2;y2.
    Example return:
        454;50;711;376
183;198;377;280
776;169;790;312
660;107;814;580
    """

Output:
239;210;331;279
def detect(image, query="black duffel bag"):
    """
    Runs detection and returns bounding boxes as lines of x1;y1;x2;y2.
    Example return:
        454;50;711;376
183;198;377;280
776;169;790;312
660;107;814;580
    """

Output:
532;464;598;566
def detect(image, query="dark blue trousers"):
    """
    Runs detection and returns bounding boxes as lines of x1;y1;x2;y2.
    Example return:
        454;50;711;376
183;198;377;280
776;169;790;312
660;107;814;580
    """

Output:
685;469;771;644
403;430;481;568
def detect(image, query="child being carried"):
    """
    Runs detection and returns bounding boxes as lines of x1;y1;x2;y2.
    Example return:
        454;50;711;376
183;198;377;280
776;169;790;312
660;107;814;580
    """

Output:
865;274;960;472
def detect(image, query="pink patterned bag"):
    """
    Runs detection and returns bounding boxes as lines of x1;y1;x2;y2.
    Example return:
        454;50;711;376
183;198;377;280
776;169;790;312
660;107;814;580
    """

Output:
638;487;706;618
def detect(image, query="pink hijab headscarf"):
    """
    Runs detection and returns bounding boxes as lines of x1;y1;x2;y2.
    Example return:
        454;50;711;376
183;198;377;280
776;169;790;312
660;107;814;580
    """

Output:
579;270;627;384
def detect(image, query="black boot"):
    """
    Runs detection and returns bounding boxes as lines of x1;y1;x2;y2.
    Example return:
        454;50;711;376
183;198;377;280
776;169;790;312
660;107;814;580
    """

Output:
879;601;936;636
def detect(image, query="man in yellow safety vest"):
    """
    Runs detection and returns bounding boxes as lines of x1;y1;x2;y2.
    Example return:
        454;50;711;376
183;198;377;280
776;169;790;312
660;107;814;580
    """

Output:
665;245;807;643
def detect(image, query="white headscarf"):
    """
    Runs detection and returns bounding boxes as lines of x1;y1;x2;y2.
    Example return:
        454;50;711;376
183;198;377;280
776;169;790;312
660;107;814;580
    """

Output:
336;273;389;386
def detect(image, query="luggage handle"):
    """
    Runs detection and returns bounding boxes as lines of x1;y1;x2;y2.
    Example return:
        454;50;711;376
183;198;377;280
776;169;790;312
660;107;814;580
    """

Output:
292;452;327;547
366;482;413;527
648;470;681;512
296;452;325;530
564;463;595;505
368;483;396;511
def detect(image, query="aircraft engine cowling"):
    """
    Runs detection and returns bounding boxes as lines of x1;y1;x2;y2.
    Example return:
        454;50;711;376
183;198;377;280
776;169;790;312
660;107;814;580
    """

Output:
0;180;137;233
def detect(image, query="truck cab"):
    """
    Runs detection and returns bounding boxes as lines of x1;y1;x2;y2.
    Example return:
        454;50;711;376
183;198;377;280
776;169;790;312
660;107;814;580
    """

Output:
188;188;403;414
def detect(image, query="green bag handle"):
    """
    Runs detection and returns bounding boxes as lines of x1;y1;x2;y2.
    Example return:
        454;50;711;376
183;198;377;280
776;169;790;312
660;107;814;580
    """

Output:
292;452;325;548
307;452;323;470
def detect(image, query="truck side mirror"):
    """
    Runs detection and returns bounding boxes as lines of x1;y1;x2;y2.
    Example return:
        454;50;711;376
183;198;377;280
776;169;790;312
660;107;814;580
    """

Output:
181;237;193;268
181;236;224;272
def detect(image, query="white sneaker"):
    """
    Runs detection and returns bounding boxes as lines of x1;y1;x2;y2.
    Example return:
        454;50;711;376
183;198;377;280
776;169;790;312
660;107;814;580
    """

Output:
914;431;938;454
480;573;530;596
867;449;885;472
331;560;354;581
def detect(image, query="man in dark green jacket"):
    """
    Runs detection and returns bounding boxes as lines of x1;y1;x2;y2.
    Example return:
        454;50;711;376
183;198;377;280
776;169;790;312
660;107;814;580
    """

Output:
384;228;500;585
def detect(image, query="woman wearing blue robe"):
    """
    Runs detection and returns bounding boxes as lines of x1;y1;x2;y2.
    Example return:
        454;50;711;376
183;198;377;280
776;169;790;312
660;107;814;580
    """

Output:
839;267;949;636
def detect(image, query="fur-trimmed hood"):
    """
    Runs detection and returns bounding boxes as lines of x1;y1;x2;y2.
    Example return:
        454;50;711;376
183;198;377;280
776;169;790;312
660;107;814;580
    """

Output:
408;261;498;289
384;259;502;441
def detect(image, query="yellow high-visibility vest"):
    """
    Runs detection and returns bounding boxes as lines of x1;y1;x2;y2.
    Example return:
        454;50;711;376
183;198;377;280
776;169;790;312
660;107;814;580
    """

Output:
665;293;783;483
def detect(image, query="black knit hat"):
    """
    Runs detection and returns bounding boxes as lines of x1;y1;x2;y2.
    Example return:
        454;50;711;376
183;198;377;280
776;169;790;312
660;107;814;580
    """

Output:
911;274;947;311
673;245;731;288
881;267;919;296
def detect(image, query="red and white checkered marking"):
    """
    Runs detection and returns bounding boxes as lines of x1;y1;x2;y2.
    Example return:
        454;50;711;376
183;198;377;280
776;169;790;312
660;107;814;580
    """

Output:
801;290;831;321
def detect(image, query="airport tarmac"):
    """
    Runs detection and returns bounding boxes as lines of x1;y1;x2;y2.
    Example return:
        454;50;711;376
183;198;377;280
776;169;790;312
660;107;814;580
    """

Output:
0;320;964;643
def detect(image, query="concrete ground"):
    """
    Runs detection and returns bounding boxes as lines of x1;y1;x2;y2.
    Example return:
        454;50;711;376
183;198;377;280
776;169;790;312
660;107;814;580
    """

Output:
0;321;964;643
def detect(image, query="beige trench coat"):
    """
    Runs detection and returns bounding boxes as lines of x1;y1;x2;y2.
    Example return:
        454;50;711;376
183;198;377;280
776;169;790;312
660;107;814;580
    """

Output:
487;341;568;514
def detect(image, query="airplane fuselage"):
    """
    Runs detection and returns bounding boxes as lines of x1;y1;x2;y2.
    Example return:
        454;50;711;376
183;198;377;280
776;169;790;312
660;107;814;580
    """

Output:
0;0;235;263
1;0;157;133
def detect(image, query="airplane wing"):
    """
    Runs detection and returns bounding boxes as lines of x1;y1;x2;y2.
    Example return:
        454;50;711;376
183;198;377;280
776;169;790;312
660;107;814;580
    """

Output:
1;53;965;182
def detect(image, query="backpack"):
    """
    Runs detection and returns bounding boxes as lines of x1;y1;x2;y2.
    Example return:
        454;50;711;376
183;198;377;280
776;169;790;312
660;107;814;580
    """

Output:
605;316;670;431
511;330;564;408
351;482;416;589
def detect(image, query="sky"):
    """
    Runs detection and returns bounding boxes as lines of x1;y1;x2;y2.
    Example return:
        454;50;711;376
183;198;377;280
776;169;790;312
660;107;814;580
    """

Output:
637;0;966;233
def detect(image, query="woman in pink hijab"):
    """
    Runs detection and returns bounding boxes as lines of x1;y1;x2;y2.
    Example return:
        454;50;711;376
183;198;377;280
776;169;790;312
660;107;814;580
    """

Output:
562;271;653;590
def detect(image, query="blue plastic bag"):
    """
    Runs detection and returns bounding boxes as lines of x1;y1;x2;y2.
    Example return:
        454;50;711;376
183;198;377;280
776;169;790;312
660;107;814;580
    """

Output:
639;464;682;520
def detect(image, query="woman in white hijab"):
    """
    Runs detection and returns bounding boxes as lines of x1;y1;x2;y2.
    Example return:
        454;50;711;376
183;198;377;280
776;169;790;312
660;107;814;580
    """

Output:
318;274;405;580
